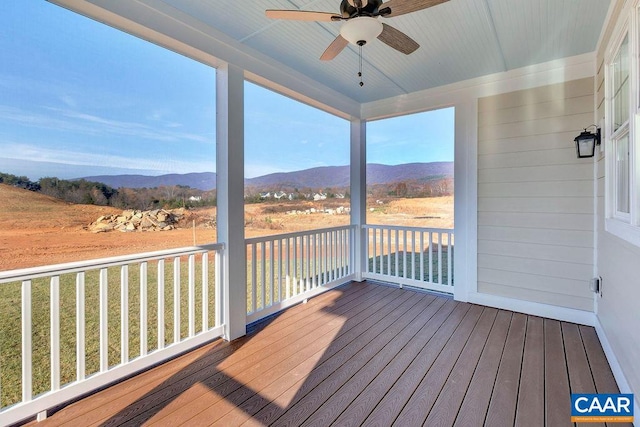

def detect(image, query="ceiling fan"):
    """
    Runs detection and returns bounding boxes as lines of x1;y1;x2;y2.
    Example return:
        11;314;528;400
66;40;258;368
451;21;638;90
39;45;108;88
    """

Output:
265;0;449;61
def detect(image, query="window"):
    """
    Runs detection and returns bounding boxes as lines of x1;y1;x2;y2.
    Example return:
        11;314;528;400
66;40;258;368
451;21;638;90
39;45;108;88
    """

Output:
604;5;640;245
612;35;629;133
610;34;631;220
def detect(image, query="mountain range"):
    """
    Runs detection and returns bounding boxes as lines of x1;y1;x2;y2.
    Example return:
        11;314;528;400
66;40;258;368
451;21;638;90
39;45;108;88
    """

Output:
81;162;453;191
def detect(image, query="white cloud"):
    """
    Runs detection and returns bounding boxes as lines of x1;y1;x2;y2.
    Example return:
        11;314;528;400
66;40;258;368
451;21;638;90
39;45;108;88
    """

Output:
0;104;211;145
0;142;215;175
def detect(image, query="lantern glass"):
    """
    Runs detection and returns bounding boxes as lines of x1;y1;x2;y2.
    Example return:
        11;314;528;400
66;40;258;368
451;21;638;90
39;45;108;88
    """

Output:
574;131;598;158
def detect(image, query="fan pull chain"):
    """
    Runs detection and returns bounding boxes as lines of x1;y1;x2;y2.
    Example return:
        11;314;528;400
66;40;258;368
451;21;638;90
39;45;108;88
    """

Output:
358;44;364;87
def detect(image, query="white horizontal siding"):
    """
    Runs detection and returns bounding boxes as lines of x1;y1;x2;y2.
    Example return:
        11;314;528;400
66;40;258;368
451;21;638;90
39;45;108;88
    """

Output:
479;254;592;282
477;78;594;111
478;268;593;298
478;282;594;311
478;77;595;311
477;131;581;155
479;164;594;183
479;212;593;231
478;240;593;265
479;181;594;198
478;94;593;126
479;225;593;247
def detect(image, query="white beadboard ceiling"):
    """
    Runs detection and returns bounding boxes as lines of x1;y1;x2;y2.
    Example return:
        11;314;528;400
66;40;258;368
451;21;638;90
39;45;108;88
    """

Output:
60;0;611;105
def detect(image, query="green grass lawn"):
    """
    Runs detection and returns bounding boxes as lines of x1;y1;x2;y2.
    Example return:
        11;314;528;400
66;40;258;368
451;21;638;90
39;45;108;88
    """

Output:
367;247;454;285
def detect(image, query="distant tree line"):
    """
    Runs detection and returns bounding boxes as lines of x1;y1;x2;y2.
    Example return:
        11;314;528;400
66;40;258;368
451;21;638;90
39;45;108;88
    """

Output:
0;172;216;210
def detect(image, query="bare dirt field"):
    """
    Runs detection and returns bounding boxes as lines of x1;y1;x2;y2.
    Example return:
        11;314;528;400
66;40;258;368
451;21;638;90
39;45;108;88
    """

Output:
0;184;453;270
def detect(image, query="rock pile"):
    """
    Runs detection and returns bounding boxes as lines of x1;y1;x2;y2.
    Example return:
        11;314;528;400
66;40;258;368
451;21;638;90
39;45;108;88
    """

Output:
88;208;186;233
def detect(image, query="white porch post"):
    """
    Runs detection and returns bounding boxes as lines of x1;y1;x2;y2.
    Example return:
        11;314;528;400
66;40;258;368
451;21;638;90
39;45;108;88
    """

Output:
453;99;477;303
350;118;367;281
217;63;246;340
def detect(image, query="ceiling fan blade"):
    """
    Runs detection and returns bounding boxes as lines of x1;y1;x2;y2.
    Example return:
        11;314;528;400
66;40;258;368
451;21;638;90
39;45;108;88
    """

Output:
320;35;349;61
382;0;449;18
377;23;419;55
265;10;341;22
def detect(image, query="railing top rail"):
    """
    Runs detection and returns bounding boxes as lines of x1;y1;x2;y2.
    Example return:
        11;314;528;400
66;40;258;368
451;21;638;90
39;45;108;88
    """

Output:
0;243;224;283
363;224;454;233
245;224;356;245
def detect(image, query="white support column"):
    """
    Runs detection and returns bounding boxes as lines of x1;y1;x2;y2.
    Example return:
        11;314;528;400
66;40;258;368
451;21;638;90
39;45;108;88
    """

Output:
350;118;367;281
217;63;247;341
453;99;477;302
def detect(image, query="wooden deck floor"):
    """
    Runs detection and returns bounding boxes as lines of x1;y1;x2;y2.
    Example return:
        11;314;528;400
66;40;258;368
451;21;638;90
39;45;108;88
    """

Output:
35;281;625;426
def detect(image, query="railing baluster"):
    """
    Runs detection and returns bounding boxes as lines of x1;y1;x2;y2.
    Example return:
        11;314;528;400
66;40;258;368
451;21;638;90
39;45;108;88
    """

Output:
76;272;85;381
121;265;129;365
157;259;165;350
278;239;284;302
99;268;108;372
448;232;453;287
260;241;266;309
311;233;318;289
387;228;391;275
336;230;344;277
344;229;348;276
378;228;384;274
251;243;257;314
305;234;312;291
269;240;275;305
394;229;399;278
285;238;291;299
188;254;195;337
411;230;416;280
322;232;327;284
140;262;148;356
293;237;298;296
173;257;180;344
202;253;209;332
372;228;377;274
50;276;60;391
402;230;408;280
22;280;32;403
215;250;223;327
300;235;309;293
429;231;433;283
420;231;425;283
333;230;337;281
438;232;443;285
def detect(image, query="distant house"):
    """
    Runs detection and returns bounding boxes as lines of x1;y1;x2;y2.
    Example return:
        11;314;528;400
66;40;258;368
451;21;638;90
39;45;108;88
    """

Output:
273;191;288;200
188;196;202;202
259;192;271;199
335;193;345;199
313;192;327;201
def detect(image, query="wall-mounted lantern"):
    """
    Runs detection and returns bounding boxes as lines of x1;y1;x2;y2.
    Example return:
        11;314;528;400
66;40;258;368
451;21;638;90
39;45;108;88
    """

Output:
574;126;601;158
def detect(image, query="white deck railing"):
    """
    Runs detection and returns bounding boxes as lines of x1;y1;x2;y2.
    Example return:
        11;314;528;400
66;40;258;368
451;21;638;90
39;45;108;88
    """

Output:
0;244;224;425
245;225;356;323
363;225;454;294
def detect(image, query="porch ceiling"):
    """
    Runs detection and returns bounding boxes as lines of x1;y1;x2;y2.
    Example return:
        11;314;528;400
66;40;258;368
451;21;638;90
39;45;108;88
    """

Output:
59;0;611;106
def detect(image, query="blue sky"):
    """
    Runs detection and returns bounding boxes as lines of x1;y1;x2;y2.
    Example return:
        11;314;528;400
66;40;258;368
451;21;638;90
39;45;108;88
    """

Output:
0;1;453;180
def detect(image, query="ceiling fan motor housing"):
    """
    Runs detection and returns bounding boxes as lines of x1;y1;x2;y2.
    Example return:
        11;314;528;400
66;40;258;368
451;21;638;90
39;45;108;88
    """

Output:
341;0;383;18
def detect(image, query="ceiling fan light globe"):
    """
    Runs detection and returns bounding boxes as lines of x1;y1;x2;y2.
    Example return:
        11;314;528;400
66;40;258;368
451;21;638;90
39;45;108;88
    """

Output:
340;17;383;46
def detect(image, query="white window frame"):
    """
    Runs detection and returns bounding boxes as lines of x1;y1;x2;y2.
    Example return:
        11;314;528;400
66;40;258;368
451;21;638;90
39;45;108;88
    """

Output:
604;6;640;248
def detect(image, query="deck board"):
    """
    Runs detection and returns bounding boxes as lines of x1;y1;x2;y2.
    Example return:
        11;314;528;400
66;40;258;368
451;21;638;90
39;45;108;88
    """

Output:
485;312;527;426
515;316;545;427
34;282;622;427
